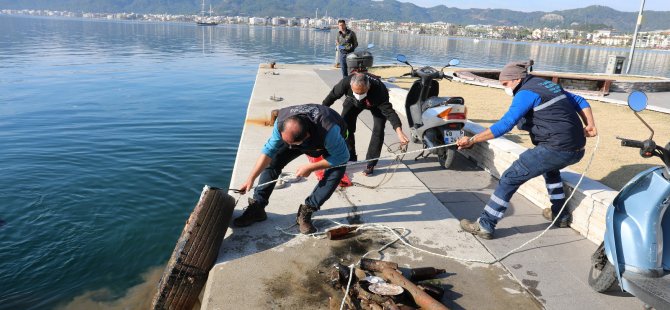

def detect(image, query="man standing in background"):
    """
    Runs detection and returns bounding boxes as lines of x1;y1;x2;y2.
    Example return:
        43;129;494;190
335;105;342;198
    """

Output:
336;19;358;77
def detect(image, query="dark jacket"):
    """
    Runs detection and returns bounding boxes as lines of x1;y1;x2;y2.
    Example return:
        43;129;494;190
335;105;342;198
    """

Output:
337;28;358;54
322;75;403;130
516;75;586;151
276;104;347;157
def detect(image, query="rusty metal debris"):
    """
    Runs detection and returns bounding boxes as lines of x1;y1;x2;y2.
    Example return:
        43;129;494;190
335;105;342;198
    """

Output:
360;258;399;272
326;257;449;310
381;268;448;310
409;267;447;282
368;283;404;296
327;225;358;240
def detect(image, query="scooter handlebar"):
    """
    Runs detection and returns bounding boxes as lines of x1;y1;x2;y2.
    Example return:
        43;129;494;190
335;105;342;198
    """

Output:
617;137;644;149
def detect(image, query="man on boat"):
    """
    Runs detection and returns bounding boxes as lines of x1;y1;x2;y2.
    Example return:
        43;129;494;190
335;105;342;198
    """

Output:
323;72;409;176
233;104;349;234
457;60;598;240
336;19;358;77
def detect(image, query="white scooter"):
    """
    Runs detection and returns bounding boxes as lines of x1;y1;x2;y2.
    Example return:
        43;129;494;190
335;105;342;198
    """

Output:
395;54;466;169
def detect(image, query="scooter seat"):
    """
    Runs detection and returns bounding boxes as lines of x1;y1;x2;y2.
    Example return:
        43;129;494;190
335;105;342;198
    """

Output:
622;270;670;309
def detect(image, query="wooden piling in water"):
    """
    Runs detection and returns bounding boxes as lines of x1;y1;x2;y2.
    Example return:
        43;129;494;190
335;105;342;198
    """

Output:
151;186;236;310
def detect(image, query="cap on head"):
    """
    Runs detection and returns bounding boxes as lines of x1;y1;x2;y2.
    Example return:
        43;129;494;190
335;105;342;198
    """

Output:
499;60;534;82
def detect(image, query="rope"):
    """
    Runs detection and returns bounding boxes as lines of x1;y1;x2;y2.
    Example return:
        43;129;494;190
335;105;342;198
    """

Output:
272;135;600;266
351;142;407;189
229;142;456;195
339;263;355;310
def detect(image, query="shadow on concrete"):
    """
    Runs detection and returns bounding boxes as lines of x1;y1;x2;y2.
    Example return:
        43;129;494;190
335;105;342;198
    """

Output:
442;284;466;310
599;289;634;298
218;190;451;265
600;163;657;191
402;154;483;174
322;191;452;224
488;222;552;239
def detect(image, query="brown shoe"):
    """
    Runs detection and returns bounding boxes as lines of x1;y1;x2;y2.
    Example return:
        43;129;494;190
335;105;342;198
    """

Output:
460;218;493;239
233;198;267;227
296;204;317;234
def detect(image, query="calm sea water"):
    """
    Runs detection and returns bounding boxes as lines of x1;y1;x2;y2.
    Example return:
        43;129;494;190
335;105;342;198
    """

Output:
1;14;669;310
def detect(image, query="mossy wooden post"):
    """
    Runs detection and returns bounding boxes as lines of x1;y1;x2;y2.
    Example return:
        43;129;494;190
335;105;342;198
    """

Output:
152;186;236;310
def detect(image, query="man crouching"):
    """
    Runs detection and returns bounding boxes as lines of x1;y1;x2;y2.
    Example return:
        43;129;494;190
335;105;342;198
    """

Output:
234;104;349;234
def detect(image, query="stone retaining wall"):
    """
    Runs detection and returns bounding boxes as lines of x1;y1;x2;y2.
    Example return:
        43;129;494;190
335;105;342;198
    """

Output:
611;80;670;93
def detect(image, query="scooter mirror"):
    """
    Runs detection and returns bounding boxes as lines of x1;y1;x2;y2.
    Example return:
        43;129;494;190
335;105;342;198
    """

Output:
627;91;648;112
367;43;375;49
448;58;460;66
396;54;407;63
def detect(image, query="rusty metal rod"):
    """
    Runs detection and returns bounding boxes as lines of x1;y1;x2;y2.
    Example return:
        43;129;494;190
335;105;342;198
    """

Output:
359;258;399;272
381;268;448;310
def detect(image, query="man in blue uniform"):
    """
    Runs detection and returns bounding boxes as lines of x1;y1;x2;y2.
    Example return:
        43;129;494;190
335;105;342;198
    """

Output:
233;104;349;234
457;60;598;240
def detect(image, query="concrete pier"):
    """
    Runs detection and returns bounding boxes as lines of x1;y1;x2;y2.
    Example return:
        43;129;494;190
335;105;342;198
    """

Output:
199;64;644;309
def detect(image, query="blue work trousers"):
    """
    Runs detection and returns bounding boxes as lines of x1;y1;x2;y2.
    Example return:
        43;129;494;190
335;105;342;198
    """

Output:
479;145;585;232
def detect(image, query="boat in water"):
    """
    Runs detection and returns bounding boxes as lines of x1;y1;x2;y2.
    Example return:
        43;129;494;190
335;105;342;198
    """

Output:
312;8;330;31
196;0;218;26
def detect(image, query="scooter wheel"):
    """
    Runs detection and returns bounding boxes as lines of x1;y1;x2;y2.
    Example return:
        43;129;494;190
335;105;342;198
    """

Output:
438;147;456;169
588;242;618;292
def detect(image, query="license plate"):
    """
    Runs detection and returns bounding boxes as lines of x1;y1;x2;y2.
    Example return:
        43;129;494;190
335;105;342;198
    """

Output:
444;130;464;144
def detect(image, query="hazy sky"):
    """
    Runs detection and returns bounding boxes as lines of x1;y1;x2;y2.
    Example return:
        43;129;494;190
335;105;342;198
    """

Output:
397;0;670;12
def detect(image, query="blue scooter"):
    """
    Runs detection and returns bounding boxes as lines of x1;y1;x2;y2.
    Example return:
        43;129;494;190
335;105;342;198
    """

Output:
588;91;670;309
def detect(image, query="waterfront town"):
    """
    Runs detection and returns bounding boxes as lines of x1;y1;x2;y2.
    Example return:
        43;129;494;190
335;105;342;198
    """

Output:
2;8;670;49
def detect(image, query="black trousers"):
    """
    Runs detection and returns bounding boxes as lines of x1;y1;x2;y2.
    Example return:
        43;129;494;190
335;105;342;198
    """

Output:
341;98;387;167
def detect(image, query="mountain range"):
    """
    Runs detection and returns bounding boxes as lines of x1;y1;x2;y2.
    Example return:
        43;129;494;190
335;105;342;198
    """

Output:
1;0;669;32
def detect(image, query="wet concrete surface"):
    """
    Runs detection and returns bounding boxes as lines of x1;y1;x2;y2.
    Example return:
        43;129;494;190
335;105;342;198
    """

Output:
205;230;539;309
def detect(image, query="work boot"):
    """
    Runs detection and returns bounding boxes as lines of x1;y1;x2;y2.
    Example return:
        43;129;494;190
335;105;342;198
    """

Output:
542;208;570;228
460;218;493;240
296;204;318;234
362;165;375;176
233;198;267;227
